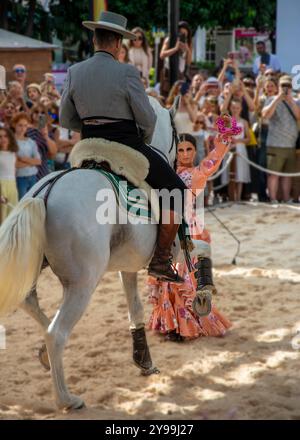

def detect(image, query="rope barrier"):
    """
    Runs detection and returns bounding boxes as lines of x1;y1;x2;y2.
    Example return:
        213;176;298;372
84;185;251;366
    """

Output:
236;152;300;177
208;150;300;178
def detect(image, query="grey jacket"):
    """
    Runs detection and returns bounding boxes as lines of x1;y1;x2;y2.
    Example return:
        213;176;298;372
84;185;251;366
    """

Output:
59;51;157;143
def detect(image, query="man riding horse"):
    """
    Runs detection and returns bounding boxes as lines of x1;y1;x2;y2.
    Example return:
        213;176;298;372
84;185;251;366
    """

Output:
60;11;187;283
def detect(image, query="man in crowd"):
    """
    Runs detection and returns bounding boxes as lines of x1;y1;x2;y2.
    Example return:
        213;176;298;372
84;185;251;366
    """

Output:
262;75;300;202
253;41;281;76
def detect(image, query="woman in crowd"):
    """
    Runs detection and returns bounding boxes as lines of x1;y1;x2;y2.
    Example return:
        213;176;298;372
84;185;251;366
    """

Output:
118;43;130;63
221;99;251;201
160;21;193;97
190;73;204;98
128;27;152;86
6;81;27;112
0;127;18;223
40;73;61;104
0;100;17;129
191;112;209;166
27;103;57;179
47;102;79;170
12;112;41;199
148;133;232;341
26;83;42;108
254;77;278;202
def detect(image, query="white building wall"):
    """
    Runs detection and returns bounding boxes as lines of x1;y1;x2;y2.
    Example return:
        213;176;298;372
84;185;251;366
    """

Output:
276;0;300;74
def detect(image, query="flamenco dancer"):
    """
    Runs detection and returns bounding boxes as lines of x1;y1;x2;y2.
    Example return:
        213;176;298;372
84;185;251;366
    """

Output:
147;126;235;341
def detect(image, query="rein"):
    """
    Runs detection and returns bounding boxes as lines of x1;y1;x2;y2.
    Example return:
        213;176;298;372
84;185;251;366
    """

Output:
169;112;179;154
32;167;78;208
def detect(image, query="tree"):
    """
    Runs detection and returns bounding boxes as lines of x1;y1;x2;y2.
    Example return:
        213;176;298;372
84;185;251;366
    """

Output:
108;0;276;33
1;0;276;54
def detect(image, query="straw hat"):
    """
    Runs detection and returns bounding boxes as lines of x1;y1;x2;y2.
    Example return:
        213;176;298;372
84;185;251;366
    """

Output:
26;83;41;94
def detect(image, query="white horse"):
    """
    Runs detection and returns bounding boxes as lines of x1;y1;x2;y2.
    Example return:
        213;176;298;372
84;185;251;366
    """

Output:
0;96;210;410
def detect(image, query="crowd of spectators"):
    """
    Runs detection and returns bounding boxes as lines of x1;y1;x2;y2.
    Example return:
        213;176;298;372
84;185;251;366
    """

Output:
1;28;300;223
0;63;79;223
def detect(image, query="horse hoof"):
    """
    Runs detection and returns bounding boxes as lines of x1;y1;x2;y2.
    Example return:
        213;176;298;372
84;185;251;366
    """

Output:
61;395;86;412
38;344;50;371
141;366;160;376
192;289;212;317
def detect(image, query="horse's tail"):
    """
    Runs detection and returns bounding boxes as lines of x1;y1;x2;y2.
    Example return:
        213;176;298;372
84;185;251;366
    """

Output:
0;197;46;316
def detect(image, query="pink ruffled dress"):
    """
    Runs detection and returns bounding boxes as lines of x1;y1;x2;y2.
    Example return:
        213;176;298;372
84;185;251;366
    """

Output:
147;135;232;339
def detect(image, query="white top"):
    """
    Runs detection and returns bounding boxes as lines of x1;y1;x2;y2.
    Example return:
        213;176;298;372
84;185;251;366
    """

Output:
253;53;281;75
0;151;16;180
128;47;152;82
16;137;40;177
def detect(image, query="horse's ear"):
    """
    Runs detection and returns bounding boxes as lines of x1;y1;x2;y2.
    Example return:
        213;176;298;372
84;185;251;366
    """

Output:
169;95;181;118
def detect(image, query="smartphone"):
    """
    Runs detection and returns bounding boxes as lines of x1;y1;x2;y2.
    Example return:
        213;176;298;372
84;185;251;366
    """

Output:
180;81;190;96
38;114;47;130
232;77;240;87
0;65;6;91
206;83;218;90
282;86;289;95
178;33;187;43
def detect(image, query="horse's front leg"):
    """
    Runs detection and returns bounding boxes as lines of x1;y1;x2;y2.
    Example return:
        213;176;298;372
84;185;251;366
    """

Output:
119;271;159;376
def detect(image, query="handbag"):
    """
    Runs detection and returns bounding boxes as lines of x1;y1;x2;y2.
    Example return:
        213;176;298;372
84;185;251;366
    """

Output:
282;101;300;149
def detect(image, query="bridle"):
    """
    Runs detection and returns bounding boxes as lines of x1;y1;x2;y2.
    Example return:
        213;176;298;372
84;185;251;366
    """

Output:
169;111;179;155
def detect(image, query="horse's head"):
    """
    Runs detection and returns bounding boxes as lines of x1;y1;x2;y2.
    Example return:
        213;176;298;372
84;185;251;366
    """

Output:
148;95;180;167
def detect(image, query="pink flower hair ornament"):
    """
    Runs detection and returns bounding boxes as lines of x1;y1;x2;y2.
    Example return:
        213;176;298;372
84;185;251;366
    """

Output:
216;114;242;138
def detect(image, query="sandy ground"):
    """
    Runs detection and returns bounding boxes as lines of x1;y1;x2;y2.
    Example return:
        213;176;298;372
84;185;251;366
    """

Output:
0;202;299;420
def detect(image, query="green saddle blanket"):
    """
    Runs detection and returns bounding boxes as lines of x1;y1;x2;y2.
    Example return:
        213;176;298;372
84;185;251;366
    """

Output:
96;167;194;271
96;168;153;222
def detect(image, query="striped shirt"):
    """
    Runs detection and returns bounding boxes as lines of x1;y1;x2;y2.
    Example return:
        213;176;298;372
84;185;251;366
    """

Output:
27;128;50;180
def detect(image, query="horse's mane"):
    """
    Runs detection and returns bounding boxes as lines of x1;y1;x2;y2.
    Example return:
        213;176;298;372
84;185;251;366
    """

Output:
148;95;168;118
147;95;175;165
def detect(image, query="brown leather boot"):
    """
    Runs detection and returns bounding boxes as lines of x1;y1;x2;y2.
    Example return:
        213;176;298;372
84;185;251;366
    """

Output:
148;210;184;283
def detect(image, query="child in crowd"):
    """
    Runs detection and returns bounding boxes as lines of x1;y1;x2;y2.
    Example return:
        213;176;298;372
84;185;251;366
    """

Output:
0;127;19;223
12;112;41;199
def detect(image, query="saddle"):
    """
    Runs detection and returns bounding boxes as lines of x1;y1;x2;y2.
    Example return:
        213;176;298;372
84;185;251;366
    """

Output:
70;138;160;222
33;138;159;222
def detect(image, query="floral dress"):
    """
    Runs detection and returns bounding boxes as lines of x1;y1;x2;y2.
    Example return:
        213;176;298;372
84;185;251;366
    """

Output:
147;135;232;338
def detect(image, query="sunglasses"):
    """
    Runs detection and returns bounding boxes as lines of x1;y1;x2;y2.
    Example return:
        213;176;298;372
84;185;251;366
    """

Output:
48;111;58;120
14;69;26;74
135;36;143;41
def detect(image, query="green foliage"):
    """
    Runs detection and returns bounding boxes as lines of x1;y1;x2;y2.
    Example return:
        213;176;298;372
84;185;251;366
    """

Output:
4;0;276;48
194;61;216;73
108;0;276;33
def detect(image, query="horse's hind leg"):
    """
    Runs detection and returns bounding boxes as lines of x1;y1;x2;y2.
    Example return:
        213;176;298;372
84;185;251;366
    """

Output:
45;280;97;410
21;286;51;370
21;286;50;330
119;271;159;376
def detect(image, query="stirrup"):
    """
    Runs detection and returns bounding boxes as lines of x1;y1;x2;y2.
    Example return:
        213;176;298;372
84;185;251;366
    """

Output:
148;261;184;283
